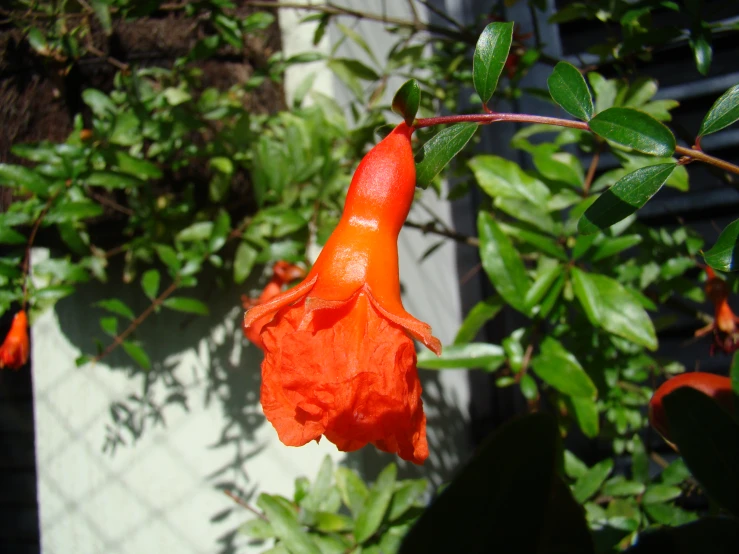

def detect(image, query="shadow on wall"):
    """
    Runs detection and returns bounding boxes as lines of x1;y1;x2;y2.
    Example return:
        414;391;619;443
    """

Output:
51;265;468;553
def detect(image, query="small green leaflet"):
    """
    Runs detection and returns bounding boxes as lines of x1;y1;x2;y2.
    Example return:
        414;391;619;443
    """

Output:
417;343;505;371
703;218;739;272
547;62;594;121
589;107;676;156
473;22;514;105
415;123;477;188
392;79;421;126
699;84;739;137
578;163;676;234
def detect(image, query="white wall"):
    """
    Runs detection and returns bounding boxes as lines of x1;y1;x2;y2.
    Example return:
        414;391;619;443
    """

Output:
32;2;468;553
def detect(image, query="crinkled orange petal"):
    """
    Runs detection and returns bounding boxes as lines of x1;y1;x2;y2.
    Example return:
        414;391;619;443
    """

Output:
259;292;428;465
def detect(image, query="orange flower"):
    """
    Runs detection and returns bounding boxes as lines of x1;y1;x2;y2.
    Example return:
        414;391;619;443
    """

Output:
649;372;734;443
244;123;441;464
242;261;306;346
0;310;30;370
694;266;739;354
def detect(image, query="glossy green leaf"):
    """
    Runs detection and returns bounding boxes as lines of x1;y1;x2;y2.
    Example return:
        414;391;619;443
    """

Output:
401;414;593;554
547;62;594;121
122;341;151;370
590;235;642;261
454;296;504;345
642;484;682;505
731;352;739;399
209;210;231;253
417;343;505;371
478;212;530;314
114;152;162;179
239;518;275;539
177;222;213;242
392;79;421;126
162;297;209;316
573;459;613;503
141;270;160;301
469;155;550;205
531;337;597;398
689;24;712;76
589;107;676;156
155;244;181;274
578;164;675;234
234;242;258;284
525;264;565;312
699;85;739;137
388;479;427;522
85;171;143;189
601;476;645;497
354;463;396;543
96;298;135;320
415;123;478;188
663;387;739;516
99;316;118;337
257;494;322;554
632;435;649;484
82;89;116;118
0;164;49;195
473;22;514;105
572;269;657;349
703;218;739;272
626;516;739;554
0;226;26;245
91;0;112;34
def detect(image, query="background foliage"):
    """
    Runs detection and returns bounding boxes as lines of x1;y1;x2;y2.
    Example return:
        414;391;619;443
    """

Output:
2;0;739;552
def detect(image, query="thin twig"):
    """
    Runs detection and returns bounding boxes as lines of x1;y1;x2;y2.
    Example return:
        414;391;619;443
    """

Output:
87;190;135;216
404;219;479;247
223;490;269;521
414;114;739;175
21;194;58;309
416;0;465;32
583;145;601;196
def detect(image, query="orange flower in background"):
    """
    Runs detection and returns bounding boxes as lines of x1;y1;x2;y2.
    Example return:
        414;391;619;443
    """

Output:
244;123;441;465
648;372;734;443
694;266;739;354
0;311;30;370
242;261;306;347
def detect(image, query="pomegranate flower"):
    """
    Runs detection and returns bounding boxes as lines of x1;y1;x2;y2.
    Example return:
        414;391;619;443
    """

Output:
0;311;30;370
649;372;734;444
244;123;441;464
694;267;739;354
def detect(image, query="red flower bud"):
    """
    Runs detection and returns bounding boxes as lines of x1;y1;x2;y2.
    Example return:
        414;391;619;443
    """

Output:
0;311;30;370
648;372;734;442
244;123;440;464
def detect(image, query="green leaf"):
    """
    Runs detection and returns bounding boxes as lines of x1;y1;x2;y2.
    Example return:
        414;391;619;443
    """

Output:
703;218;739;272
122;341;151;370
578;164;676;234
96;298;135;320
114;152;162;179
626;517;739;553
571;396;600;438
590;234;642;261
632;435;649;484
109;111;141;146
155;244;181;274
388;479;427;521
731;352;739;399
400;414;593;554
453;295;504;345
663;387;739;516
0;164;49;195
209;210;231;253
392;79;421;126
589;107;676;156
571;269;657;350
91;0;112;34
699;85;739;137
162;297;209;316
141;270;160;301
82;89;116;118
46;201;104;223
478;212;530;314
239;518;275;539
531;337;597;398
335;467;369;518
0;226;26;245
473;22;514;105
642;502;698;526
177;222;213;242
85;171;143;189
547;62;594;121
469;155;550;205
642;484;682;505
257;494;322;554
525;265;565;312
601;476;645;497
354;463;396;544
689;25;712;76
300;456;334;513
573;459;613;503
234;242;258;284
99;316;118;337
417;343;505;371
415;123;478;189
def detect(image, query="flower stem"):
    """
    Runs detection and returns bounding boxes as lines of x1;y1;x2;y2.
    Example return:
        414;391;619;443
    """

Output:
414;113;739;176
